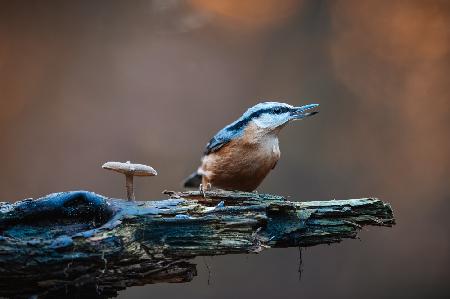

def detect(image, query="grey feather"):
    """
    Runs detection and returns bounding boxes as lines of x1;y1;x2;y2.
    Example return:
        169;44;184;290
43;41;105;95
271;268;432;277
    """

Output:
203;129;238;155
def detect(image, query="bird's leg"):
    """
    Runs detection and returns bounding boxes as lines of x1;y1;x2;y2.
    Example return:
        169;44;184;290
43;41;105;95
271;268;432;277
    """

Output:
199;182;212;198
199;183;206;198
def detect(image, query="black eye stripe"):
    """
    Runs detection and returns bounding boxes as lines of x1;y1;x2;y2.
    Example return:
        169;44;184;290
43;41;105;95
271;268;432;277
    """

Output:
273;107;289;114
226;106;289;132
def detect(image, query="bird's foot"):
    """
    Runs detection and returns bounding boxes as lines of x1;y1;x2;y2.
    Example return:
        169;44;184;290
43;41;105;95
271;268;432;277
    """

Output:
199;183;212;198
199;184;206;198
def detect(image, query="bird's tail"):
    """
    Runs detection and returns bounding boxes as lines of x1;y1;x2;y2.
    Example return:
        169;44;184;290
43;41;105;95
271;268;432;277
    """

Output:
183;172;202;188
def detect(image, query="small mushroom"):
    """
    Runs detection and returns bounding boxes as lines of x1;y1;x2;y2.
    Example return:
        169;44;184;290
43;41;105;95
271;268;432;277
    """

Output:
102;161;157;201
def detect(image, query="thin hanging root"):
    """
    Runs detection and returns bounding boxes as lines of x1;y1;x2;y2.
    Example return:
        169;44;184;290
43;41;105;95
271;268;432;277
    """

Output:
298;246;303;281
202;256;212;285
100;251;108;274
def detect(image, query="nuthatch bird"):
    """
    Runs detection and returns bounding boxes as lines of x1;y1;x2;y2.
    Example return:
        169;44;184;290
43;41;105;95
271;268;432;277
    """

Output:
183;102;319;192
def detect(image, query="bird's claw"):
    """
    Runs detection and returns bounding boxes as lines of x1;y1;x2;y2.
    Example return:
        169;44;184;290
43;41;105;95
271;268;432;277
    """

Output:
199;183;212;198
199;184;206;198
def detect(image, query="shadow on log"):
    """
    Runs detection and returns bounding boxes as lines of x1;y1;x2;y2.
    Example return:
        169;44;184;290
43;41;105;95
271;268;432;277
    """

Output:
0;190;395;298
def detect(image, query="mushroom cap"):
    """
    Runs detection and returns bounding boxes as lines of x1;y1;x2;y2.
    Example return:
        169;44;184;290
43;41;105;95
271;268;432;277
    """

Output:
102;161;157;176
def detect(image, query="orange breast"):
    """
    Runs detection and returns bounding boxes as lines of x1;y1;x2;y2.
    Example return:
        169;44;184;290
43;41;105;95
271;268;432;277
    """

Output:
200;126;280;191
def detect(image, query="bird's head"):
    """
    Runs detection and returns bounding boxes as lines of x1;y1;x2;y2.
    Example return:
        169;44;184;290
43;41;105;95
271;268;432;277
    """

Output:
241;102;319;132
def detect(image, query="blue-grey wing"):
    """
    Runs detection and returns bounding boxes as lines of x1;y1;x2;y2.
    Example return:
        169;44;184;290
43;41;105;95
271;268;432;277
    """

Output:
203;135;230;155
203;128;237;155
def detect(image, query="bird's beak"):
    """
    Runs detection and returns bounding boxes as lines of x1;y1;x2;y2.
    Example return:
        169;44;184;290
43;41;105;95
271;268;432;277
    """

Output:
291;104;319;120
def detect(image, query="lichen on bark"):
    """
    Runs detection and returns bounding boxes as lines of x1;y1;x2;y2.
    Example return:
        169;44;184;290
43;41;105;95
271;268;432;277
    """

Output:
0;190;394;298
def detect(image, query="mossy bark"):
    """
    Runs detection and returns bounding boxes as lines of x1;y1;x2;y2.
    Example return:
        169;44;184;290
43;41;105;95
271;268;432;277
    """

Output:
0;190;395;298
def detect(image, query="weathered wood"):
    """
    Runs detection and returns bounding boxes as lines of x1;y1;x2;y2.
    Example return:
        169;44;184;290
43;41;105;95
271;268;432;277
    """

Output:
0;190;394;298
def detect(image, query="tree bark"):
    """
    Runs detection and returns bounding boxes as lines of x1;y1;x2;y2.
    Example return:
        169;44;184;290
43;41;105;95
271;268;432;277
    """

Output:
0;190;395;298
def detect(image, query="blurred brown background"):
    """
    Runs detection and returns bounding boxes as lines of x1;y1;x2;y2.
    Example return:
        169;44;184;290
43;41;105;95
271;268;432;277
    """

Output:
0;0;449;298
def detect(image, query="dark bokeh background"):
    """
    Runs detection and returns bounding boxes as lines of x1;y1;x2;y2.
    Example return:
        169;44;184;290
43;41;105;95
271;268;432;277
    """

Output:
1;0;449;298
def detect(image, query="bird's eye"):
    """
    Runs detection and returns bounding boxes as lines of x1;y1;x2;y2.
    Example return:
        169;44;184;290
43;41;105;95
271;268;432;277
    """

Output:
273;107;282;114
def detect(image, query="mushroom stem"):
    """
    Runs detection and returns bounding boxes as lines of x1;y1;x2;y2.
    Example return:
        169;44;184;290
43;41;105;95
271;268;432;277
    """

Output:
125;174;135;201
103;161;156;201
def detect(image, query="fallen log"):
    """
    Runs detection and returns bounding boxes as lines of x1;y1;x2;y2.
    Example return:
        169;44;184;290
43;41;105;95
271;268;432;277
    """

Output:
0;190;395;298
